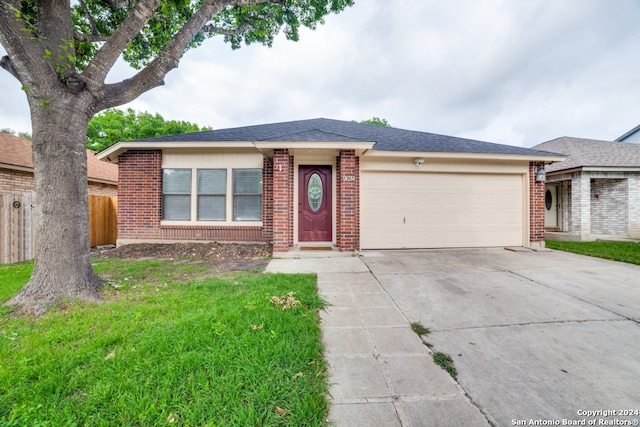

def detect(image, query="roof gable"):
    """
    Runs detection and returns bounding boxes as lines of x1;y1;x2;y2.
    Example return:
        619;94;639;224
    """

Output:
615;123;640;142
533;137;640;172
123;118;561;158
0;132;118;184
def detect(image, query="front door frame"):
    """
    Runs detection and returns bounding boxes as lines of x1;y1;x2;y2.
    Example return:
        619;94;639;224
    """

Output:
294;160;337;245
544;184;560;230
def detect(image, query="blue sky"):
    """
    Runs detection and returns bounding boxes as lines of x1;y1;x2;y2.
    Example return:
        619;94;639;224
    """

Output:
2;0;640;147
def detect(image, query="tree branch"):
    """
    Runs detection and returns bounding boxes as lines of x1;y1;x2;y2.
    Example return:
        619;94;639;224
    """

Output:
74;31;107;43
201;22;252;36
81;0;161;87
93;1;228;110
0;54;20;80
90;0;293;111
103;0;136;7
78;0;100;36
0;0;51;87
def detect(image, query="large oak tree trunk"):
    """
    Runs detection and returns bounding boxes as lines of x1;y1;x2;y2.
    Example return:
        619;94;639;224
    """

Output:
5;93;102;311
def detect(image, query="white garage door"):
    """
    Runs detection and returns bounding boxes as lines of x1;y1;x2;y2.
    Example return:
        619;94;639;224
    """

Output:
360;172;524;249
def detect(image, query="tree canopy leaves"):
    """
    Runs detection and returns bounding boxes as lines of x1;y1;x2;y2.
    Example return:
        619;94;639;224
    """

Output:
87;108;211;152
357;117;392;127
0;0;353;309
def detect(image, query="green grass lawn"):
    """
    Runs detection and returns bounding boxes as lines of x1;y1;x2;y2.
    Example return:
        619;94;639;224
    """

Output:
546;240;640;265
0;259;329;426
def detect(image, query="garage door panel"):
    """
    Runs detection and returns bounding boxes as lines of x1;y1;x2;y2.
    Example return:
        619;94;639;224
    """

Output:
361;172;524;249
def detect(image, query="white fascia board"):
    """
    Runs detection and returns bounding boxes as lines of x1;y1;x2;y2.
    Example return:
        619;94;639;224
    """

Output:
364;150;567;163
549;166;640;175
88;178;118;186
0;163;33;173
96;141;257;162
582;166;640;172
252;141;375;158
252;141;375;150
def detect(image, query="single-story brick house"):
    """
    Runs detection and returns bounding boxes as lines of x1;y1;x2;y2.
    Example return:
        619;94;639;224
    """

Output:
97;118;565;252
0;132;118;196
533;137;640;241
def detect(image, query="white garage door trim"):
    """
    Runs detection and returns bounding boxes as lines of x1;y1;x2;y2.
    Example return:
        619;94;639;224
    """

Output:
361;171;526;249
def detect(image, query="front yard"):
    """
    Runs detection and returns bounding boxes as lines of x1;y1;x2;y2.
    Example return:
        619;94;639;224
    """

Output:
545;240;640;265
0;245;329;426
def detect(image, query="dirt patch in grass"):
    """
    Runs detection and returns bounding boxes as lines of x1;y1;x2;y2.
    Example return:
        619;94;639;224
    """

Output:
93;242;272;273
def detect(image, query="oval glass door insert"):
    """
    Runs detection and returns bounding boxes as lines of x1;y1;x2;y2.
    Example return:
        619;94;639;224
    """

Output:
308;173;323;212
545;189;552;211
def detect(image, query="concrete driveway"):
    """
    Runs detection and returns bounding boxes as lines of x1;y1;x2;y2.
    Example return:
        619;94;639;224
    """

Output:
360;248;640;426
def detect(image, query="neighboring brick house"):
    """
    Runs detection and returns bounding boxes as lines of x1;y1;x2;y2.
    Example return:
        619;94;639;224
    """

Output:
533;137;640;241
0;132;118;195
97;118;564;252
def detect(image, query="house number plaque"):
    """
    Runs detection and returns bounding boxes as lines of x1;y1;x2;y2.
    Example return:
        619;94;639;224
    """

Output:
341;176;355;182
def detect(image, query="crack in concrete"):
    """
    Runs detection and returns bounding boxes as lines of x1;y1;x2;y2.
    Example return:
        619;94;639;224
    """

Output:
506;268;640;325
360;257;494;427
430;317;630;333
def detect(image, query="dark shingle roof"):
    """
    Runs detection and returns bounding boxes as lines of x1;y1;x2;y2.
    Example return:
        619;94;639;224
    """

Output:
131;118;561;157
0;132;118;183
532;137;640;172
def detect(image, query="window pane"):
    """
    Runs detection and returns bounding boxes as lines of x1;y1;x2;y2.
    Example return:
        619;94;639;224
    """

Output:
163;169;191;193
308;173;323;212
233;169;262;195
198;195;226;220
198;169;226;194
233;195;262;221
163;195;191;220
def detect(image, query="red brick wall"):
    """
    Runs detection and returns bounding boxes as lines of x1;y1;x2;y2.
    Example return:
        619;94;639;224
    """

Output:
529;162;545;244
161;226;265;241
0;169;34;192
337;150;360;251
117;150;271;244
272;149;291;252
118;150;163;240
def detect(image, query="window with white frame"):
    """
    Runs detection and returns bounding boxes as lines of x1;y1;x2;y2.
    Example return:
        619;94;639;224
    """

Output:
233;169;262;221
197;169;226;220
162;167;262;222
162;169;191;220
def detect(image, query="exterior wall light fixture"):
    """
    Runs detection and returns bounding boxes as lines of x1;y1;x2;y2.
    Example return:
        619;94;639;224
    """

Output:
535;167;546;182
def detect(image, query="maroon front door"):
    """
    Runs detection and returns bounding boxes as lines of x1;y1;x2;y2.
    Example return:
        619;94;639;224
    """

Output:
299;165;332;242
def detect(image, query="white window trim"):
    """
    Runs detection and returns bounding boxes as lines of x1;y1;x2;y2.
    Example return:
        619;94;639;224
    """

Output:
161;167;262;227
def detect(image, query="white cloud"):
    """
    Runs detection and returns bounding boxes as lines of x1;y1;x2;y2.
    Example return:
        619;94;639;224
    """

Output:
2;0;640;146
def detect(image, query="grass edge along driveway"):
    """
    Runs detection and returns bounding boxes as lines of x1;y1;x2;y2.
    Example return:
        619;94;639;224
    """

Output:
545;240;640;266
0;259;330;427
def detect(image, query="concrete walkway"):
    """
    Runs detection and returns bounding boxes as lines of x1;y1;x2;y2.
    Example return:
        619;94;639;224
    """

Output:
266;254;489;427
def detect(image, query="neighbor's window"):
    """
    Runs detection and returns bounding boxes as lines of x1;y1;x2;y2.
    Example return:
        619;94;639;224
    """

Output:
198;169;226;220
163;169;192;220
233;169;262;221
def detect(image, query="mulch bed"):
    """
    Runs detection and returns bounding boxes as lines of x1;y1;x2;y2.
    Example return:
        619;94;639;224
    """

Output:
92;242;273;272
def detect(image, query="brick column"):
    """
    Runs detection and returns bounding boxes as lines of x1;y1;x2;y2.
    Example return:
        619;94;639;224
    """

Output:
337;150;360;251
571;173;591;239
529;162;545;247
262;157;273;242
118;150;162;241
272;150;291;252
629;175;640;238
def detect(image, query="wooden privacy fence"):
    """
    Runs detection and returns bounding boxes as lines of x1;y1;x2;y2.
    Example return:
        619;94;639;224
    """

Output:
89;195;118;248
0;193;117;264
0;192;37;264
